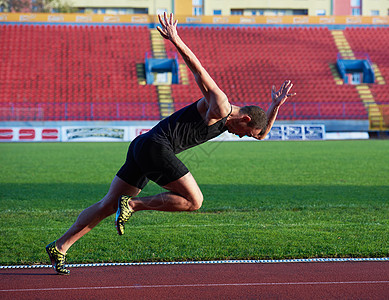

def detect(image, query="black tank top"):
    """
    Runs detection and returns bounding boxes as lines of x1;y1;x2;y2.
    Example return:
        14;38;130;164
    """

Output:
143;100;231;154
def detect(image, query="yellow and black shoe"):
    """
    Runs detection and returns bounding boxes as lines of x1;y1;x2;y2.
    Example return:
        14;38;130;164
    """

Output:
115;195;134;235
45;241;70;275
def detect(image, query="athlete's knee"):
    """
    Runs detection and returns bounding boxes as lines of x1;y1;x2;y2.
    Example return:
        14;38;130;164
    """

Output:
188;190;203;211
97;195;118;216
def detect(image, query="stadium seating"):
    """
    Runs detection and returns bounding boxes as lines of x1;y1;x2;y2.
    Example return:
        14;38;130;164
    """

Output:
167;26;367;119
0;24;160;120
3;24;387;121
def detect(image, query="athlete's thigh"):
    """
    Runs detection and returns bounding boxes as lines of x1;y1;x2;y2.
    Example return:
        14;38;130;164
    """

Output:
108;176;141;198
116;137;150;190
101;175;142;208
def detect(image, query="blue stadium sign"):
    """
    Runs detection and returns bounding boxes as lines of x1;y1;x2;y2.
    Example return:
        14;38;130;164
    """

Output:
268;126;283;140
268;125;325;141
304;125;325;140
284;125;304;140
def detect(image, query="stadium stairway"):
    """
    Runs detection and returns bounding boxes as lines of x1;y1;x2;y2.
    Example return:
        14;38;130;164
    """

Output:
178;64;190;85
149;28;175;118
372;63;386;85
157;85;175;118
331;30;355;59
329;63;344;85
136;64;147;85
330;30;384;129
150;28;167;59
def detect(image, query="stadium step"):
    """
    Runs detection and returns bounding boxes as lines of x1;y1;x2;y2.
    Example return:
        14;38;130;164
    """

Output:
368;106;386;130
371;63;386;85
355;86;384;129
150;29;167;58
136;64;147;85
331;30;355;60
179;64;189;85
157;85;174;118
328;63;344;85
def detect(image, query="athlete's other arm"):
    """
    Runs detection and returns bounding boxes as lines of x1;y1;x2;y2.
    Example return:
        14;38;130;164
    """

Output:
157;13;230;118
257;80;296;140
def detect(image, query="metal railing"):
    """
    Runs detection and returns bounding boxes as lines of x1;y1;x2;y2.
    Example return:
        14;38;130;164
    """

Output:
0;102;161;121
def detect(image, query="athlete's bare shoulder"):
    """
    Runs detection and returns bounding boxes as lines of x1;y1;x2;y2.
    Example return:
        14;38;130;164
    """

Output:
196;97;208;119
197;97;231;126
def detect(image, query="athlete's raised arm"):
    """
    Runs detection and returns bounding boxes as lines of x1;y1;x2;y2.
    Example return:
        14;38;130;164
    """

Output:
157;12;230;118
257;80;296;140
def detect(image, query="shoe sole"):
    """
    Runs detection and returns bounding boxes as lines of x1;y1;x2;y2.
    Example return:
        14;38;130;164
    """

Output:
115;208;124;235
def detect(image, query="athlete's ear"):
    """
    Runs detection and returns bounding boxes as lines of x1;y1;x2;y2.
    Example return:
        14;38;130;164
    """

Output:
242;115;251;123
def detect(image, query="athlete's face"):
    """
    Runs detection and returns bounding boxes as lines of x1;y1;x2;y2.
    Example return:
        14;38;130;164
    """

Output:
227;120;262;139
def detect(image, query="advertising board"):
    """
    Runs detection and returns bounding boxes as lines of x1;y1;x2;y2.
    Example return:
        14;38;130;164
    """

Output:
0;124;325;142
61;127;129;142
0;127;60;142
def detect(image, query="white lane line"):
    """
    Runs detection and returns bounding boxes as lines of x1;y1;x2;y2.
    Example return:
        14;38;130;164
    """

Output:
1;257;388;269
1;281;389;293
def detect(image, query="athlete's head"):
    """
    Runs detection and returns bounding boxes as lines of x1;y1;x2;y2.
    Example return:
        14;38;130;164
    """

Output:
239;106;267;131
226;105;267;139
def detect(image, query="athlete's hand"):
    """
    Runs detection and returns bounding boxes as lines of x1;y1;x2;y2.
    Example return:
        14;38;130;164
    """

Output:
271;80;296;107
157;12;179;41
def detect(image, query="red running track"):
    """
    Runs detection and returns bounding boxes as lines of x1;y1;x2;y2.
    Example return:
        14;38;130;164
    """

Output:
1;262;388;299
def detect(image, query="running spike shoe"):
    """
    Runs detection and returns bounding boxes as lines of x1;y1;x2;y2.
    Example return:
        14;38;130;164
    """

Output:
115;195;134;235
45;241;70;275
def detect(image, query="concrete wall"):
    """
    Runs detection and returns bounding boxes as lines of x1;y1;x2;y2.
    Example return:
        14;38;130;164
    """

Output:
64;0;389;17
71;0;173;15
362;0;389;16
203;0;330;16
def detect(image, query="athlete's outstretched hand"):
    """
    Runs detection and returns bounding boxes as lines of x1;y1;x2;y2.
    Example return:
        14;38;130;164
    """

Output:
271;80;296;107
157;12;179;41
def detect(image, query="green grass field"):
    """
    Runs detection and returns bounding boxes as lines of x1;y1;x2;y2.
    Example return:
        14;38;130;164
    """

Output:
0;140;388;265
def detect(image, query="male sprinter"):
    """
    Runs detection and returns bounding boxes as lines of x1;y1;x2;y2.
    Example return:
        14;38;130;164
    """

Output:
46;12;295;275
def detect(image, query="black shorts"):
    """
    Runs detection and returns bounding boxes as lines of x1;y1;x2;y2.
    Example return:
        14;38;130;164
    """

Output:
116;136;189;189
